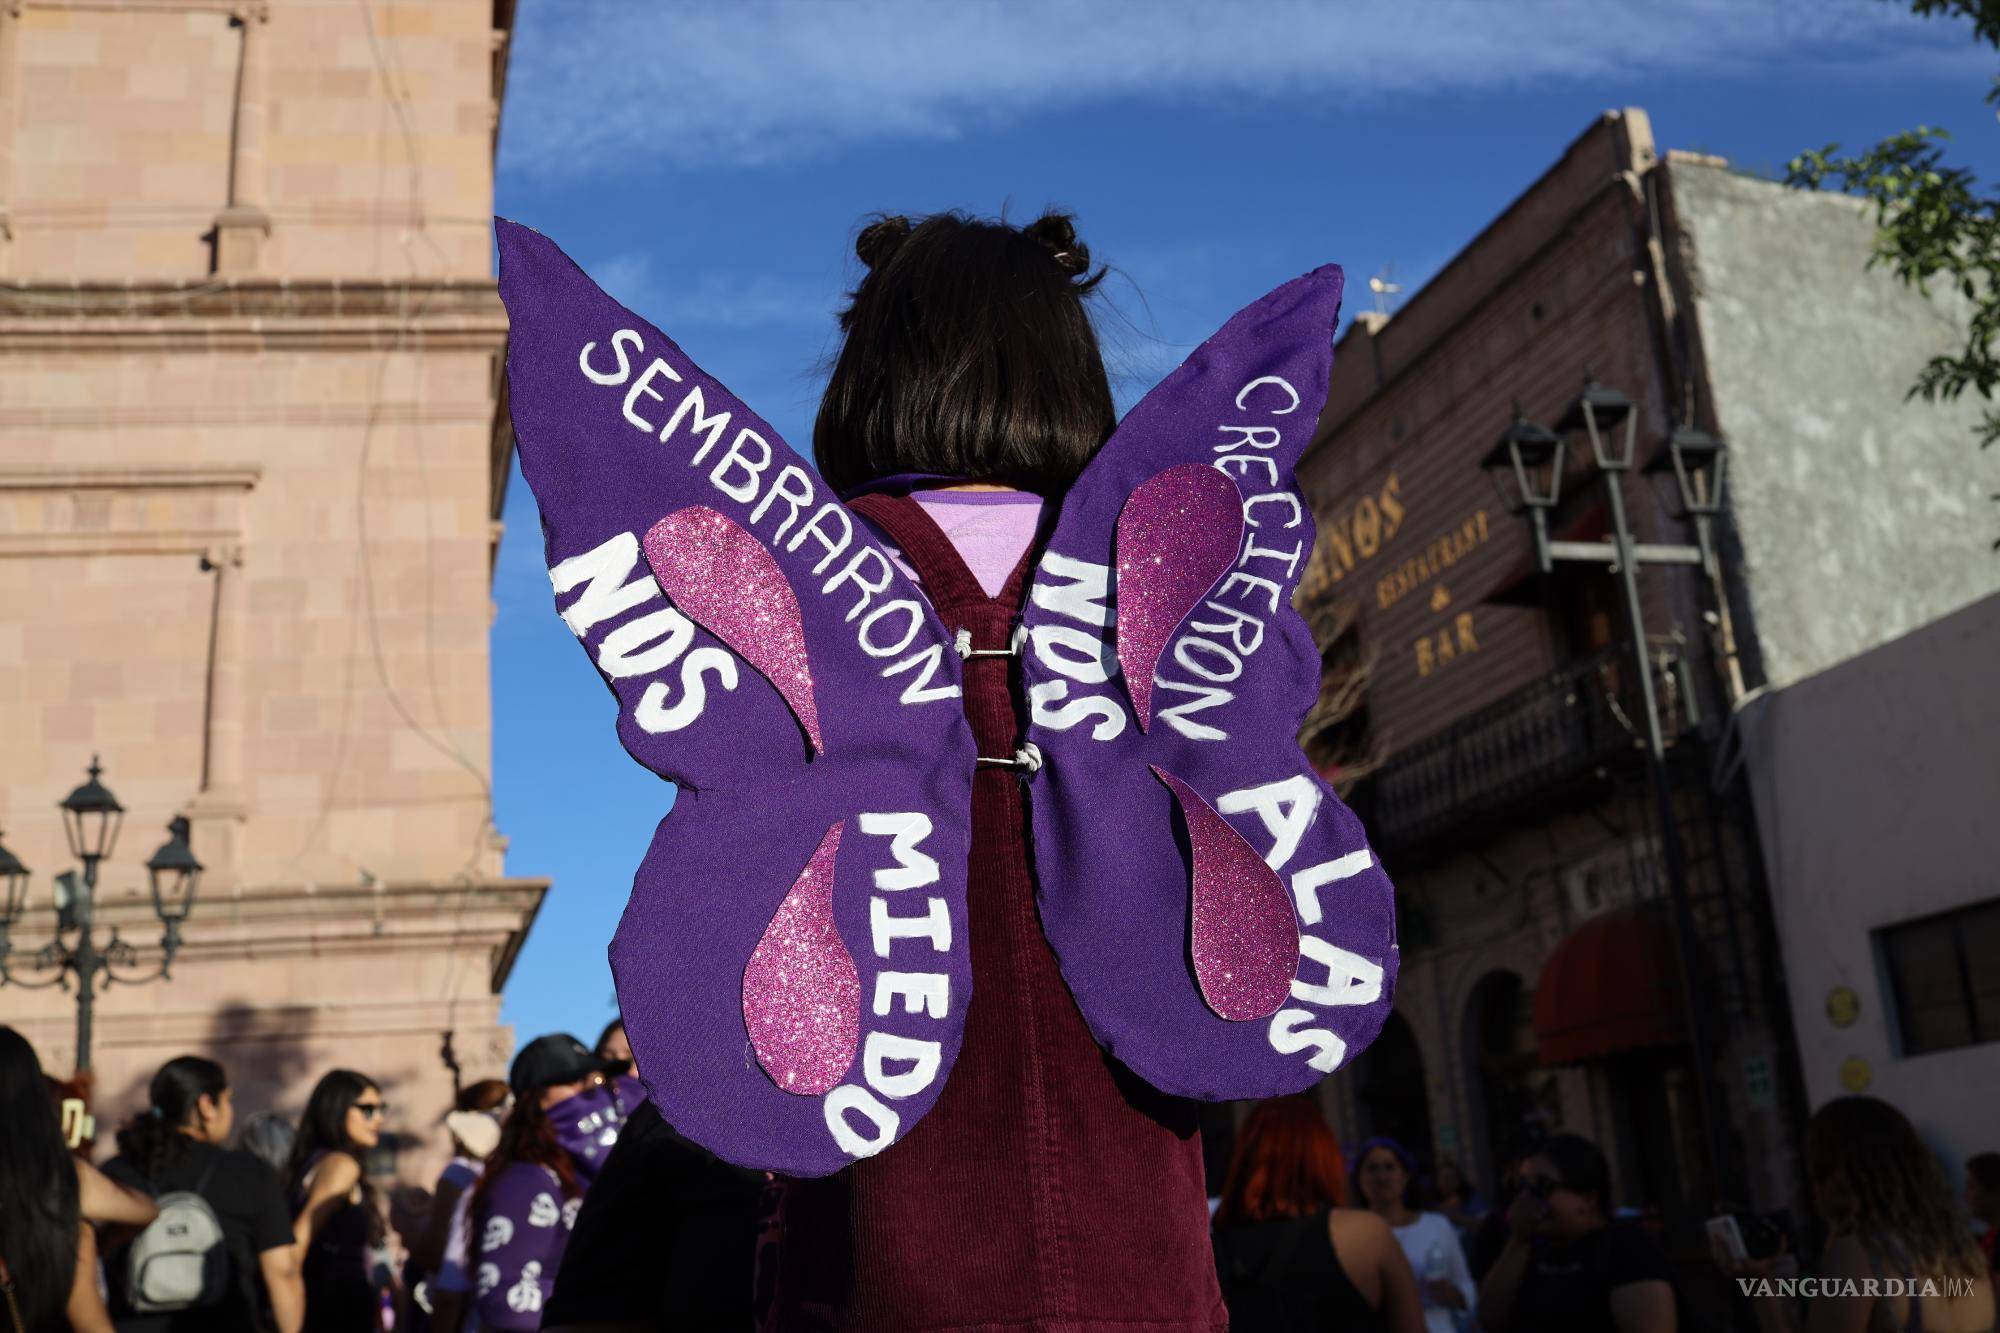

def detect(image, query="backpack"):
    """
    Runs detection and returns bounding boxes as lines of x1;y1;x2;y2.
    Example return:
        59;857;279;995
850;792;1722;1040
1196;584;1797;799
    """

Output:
126;1154;228;1313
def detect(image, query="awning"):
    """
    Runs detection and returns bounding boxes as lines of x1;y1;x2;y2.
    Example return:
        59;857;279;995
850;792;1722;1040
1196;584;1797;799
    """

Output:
1533;906;1686;1065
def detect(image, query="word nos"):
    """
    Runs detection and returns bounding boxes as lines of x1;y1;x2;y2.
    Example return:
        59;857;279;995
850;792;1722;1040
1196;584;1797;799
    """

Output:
1212;773;1387;1072
1376;509;1492;612
1414;611;1481;678
1028;376;1314;742
1320;472;1405;583
822;812;954;1160
553;329;961;735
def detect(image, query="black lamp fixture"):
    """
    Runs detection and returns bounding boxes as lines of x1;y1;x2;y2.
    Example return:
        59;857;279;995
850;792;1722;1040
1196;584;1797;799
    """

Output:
1480;404;1566;510
59;755;124;866
1471;372;1734;1212
146;815;203;928
1557;374;1639;470
1644;427;1729;517
0;828;29;947
1643;426;1729;567
1;757;203;1072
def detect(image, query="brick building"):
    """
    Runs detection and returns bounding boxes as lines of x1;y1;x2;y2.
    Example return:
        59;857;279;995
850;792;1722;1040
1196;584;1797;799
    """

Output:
1302;105;2000;1267
0;0;544;1186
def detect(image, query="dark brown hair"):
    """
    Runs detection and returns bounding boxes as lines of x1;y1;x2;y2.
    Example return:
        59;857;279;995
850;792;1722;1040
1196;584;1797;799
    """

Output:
0;1027;78;1332
813;210;1116;496
1213;1095;1349;1229
1805;1096;1983;1280
1533;1133;1612;1214
467;1091;579;1240
456;1078;509;1114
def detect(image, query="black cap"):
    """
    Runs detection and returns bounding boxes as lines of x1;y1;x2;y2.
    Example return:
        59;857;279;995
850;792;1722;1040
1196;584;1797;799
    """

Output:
509;1033;615;1097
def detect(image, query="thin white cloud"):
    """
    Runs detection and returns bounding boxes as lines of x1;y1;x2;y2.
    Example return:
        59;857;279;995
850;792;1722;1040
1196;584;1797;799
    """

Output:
502;0;1985;177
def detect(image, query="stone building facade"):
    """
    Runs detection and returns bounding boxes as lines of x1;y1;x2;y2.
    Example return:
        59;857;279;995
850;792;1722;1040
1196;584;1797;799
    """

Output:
1301;105;2000;1275
0;0;543;1187
1296;106;2000;1264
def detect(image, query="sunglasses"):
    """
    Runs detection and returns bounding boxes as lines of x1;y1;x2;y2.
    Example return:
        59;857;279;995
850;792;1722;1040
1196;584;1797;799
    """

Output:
1522;1174;1563;1200
353;1101;389;1119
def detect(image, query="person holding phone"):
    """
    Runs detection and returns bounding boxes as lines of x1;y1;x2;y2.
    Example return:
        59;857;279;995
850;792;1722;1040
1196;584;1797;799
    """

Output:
1475;1134;1675;1333
1715;1097;1993;1333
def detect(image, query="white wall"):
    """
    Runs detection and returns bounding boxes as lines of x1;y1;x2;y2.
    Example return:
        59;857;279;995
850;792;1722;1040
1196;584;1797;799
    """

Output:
1673;161;2000;689
1740;591;2000;1174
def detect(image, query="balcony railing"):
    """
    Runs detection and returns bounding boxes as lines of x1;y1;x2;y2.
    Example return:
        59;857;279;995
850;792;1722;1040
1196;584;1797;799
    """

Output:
1364;650;1665;865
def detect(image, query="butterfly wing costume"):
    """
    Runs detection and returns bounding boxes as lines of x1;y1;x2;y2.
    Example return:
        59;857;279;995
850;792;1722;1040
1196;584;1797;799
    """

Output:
495;219;1398;1178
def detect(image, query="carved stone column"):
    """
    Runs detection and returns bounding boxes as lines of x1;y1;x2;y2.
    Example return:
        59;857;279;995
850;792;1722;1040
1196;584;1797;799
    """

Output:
213;2;272;273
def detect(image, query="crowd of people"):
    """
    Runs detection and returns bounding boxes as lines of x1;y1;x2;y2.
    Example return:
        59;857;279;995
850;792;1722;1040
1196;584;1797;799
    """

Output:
1208;1095;1997;1333
5;1009;1995;1333
0;1020;668;1333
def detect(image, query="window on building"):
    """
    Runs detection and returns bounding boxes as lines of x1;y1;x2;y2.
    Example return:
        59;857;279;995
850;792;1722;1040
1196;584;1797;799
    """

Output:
1878;899;2000;1056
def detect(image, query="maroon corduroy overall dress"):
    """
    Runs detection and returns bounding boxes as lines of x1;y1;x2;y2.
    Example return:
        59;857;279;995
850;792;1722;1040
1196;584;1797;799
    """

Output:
765;492;1226;1332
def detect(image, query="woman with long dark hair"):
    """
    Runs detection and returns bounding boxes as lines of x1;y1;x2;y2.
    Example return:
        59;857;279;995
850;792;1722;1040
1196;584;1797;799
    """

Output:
0;1025;89;1332
287;1069;390;1331
1211;1096;1425;1333
1476;1133;1675;1333
1720;1096;1995;1332
464;1034;622;1330
0;1026;161;1332
102;1054;303;1333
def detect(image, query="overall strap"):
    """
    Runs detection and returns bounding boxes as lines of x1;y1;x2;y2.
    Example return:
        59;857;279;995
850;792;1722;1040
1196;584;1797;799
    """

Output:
849;491;1037;766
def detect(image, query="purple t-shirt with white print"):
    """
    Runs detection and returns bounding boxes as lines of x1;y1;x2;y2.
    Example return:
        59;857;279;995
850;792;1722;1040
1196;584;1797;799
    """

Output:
468;1162;580;1330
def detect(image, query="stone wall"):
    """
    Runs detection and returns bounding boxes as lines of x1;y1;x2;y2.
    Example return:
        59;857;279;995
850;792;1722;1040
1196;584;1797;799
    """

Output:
0;0;540;1188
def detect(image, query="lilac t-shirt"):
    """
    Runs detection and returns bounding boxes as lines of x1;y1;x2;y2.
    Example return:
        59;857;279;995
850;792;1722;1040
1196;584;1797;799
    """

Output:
909;489;1043;597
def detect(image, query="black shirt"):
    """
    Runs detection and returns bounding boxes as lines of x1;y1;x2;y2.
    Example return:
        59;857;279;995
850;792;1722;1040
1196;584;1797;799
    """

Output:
1507;1221;1675;1333
1213;1211;1386;1333
104;1142;295;1333
544;1100;764;1331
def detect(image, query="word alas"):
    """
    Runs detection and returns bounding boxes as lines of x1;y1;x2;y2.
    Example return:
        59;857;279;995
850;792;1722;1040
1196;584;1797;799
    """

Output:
1212;773;1387;1073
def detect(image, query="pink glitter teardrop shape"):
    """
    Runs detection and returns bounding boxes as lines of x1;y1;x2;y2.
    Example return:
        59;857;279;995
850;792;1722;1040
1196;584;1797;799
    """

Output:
1152;766;1300;1022
741;821;859;1096
643;505;825;754
1116;465;1244;731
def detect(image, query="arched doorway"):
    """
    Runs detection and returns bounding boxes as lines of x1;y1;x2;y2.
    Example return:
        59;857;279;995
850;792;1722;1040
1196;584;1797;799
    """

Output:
1463;971;1557;1196
1346;1010;1435;1174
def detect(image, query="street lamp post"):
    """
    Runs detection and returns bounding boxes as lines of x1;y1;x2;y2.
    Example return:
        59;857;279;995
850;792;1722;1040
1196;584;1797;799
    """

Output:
1482;378;1732;1207
0;756;204;1073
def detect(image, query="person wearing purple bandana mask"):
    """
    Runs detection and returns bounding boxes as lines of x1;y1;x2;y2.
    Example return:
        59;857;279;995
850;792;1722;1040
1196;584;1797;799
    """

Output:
461;1034;624;1331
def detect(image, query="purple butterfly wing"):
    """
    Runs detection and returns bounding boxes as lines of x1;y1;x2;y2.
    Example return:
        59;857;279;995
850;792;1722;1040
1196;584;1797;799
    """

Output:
496;219;976;1175
1020;265;1399;1100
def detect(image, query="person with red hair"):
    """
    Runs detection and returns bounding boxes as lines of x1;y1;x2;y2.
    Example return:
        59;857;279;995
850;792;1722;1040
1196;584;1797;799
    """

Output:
1212;1096;1425;1332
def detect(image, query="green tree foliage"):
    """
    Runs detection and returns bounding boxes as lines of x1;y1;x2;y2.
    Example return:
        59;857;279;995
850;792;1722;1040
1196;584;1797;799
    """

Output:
1787;1;2000;540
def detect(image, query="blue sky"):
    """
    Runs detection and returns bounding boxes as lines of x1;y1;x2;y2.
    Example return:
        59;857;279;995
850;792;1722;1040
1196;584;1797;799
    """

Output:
489;0;2000;1046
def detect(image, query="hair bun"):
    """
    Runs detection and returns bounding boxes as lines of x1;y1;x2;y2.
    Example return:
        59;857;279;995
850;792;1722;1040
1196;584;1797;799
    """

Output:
856;215;911;271
1025;212;1091;278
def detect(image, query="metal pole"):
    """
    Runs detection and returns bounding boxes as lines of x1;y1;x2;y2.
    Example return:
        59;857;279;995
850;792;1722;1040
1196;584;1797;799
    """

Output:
74;852;99;1074
1599;462;1728;1207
